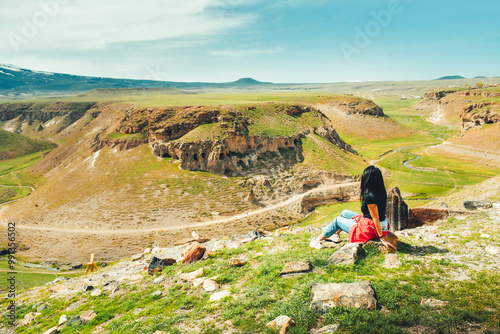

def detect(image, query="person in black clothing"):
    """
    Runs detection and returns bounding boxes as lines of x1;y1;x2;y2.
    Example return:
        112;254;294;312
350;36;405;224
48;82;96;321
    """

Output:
310;165;396;250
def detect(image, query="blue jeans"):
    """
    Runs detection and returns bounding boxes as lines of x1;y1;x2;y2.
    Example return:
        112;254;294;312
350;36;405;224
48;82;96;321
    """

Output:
323;210;389;238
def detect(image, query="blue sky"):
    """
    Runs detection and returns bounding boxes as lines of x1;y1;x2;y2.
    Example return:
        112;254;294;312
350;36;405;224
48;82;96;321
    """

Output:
0;0;498;83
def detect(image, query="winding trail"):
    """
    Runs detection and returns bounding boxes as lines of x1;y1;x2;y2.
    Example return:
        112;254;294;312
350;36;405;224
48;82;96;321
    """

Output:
0;182;358;235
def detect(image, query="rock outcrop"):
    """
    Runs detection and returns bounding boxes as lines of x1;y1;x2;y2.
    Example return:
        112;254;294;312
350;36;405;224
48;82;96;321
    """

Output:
460;102;500;132
386;187;409;232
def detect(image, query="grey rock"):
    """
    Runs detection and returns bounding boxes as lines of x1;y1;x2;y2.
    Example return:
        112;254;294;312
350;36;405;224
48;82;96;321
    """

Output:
131;253;143;261
485;245;500;255
67;317;82;327
465;240;479;248
311;324;339;334
148;256;176;275
36;304;46;312
52;277;66;284
152;290;163;297
280;261;311;275
386;187;409;231
464;200;492;210
439;202;449;209
153;277;165;284
84;285;94;292
327;243;364;265
383;254;401;269
244;230;261;240
421;298;448;307
310;281;377;313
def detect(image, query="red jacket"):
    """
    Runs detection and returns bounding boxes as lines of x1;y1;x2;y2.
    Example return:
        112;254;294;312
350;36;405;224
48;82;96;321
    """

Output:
348;214;390;244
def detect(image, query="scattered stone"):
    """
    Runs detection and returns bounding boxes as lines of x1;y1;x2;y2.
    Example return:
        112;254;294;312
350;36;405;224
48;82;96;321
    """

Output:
327;243;364;265
49;285;68;293
192;231;210;243
71;263;83;270
481;234;491;239
90;289;102;297
229;257;247;267
152;246;161;253
80;310;97;323
131;253;143;261
148;256;176;275
133;308;144;315
439;202;449;209
84;285;94;292
379;305;392;314
182;243;206;263
421;298;448;307
153;277;165;284
19;312;36;326
310;281;377;313
203;279;219;292
239;237;256;244
52;277;66;284
211;240;226;252
465;240;479;248
493;202;500;208
310;324;339;334
383;254;401;268
67;317;83;327
180;268;204;281
143;248;151;254
58;314;67;326
152;290;163;297
386;187;409;231
153;331;165;334
43;326;59;334
265;315;295;334
209;290;231;301
37;304;46;312
244;230;261;240
192;277;206;287
485;245;500;255
464;200;492;210
280;261;311;275
65;301;84;312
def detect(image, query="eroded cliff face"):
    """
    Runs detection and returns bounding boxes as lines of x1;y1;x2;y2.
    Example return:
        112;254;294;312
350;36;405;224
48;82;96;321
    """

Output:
0;102;99;135
107;103;357;176
460;102;500;132
325;98;384;117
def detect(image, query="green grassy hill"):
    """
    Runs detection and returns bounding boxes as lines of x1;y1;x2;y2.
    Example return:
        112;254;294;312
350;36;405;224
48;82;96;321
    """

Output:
0;129;56;160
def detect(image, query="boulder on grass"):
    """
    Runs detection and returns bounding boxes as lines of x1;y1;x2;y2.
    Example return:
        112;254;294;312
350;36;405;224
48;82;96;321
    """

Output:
148;256;176;275
310;281;377;313
182;243;206;264
265;315;295;334
327;243;364;265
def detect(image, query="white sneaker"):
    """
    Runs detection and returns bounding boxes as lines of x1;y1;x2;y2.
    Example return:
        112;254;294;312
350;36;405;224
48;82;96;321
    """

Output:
331;233;341;243
309;238;324;249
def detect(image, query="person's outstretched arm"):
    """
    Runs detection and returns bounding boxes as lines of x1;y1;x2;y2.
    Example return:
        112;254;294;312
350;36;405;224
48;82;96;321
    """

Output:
367;204;396;250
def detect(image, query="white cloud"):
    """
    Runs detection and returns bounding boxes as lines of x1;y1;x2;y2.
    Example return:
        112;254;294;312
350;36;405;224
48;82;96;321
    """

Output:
0;0;257;53
208;47;285;58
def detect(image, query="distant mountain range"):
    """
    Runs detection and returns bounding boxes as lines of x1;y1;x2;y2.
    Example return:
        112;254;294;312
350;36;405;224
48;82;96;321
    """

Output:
0;64;272;97
435;75;496;80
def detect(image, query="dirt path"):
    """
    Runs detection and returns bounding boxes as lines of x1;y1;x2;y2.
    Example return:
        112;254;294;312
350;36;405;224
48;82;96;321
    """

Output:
0;166;35;206
1;182;358;235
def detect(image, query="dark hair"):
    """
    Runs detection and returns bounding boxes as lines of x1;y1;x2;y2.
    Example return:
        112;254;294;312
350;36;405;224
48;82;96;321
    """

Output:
360;165;386;201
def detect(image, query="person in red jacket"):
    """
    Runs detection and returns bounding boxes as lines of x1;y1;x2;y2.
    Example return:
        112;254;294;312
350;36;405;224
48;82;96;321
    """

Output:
310;165;396;250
